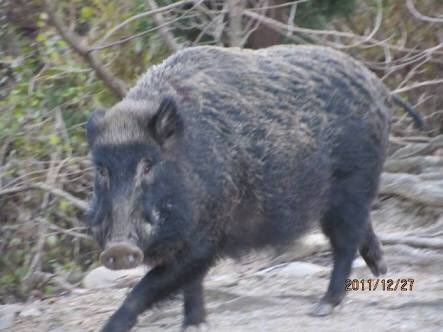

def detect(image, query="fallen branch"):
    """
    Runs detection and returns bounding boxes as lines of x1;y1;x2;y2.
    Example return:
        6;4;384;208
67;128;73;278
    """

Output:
380;234;443;250
383;156;443;173
390;143;428;159
419;172;443;181
380;173;443;207
43;0;127;98
392;135;443;159
383;244;443;265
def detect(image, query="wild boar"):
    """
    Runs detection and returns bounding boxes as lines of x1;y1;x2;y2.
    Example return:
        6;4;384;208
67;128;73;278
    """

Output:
86;45;421;331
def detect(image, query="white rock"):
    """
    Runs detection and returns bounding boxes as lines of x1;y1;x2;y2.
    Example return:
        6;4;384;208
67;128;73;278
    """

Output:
352;257;367;269
82;266;149;289
0;304;22;330
258;261;327;278
18;305;41;318
206;273;239;288
301;233;329;249
278;261;328;277
292;232;330;259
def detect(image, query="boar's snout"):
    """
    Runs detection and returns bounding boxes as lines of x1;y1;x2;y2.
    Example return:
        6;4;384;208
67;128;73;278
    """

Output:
100;242;144;270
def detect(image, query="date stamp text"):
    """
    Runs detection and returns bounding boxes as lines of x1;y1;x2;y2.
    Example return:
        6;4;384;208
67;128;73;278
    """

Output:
345;278;415;291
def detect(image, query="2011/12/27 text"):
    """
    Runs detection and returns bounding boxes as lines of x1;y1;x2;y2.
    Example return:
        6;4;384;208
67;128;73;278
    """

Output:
345;279;415;291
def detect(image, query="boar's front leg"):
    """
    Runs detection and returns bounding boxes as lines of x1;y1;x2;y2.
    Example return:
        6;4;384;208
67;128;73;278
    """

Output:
183;276;206;328
101;252;213;332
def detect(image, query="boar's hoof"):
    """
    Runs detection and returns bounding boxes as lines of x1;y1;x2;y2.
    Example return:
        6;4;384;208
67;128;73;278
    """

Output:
310;302;335;317
100;242;144;270
368;257;388;277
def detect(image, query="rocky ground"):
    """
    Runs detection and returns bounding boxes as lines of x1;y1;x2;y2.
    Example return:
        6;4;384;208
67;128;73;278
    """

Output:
2;198;442;332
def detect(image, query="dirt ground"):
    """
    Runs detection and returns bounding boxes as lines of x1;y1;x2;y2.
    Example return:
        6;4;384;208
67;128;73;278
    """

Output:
3;198;443;332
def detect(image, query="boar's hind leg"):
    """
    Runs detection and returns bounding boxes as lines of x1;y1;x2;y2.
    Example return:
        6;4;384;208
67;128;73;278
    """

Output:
183;276;206;328
359;221;387;276
101;253;213;332
312;175;376;316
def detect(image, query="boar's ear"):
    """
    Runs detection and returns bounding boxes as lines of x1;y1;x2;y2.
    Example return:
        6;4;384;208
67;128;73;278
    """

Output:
149;96;183;146
86;109;106;146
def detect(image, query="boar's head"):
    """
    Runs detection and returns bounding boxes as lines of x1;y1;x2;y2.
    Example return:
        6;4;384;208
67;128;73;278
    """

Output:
86;96;194;270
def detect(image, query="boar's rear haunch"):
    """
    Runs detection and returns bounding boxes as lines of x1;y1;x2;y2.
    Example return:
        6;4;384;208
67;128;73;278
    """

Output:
86;45;420;331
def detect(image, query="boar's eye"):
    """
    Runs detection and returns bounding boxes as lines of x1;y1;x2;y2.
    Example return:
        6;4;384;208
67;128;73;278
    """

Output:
96;164;108;179
142;158;153;176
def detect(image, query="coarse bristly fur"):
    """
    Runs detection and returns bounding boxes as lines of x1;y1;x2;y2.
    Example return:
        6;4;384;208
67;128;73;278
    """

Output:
86;45;398;332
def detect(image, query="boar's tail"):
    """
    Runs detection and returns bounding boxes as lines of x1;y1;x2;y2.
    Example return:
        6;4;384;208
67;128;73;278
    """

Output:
391;94;424;129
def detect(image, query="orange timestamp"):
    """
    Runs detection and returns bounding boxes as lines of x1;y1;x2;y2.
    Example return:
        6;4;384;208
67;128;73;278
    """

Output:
345;278;415;291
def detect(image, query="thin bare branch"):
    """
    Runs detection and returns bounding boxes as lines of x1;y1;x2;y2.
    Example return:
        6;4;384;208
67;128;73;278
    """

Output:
0;183;88;211
337;0;383;50
146;0;180;52
244;9;368;41
99;0;200;44
392;78;443;94
406;0;443;23
43;0;127;98
227;0;245;47
89;9;197;52
253;0;309;11
31;182;89;211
